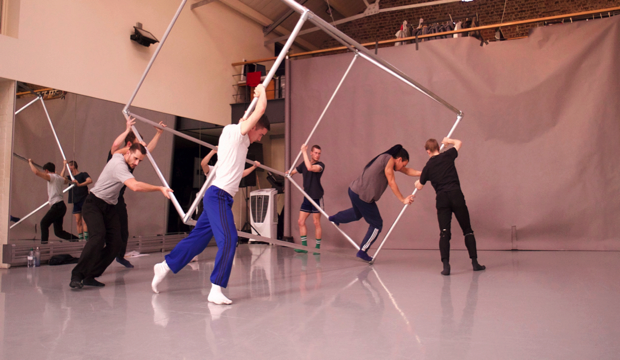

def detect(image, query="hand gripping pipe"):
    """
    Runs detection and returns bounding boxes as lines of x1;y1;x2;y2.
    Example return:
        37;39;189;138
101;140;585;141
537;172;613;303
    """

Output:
39;97;75;181
287;175;360;250
370;115;463;264
10;185;75;229
286;52;359;175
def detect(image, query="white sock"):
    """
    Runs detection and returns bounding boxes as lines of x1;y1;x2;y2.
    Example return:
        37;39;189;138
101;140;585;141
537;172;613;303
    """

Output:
207;283;232;305
152;261;170;294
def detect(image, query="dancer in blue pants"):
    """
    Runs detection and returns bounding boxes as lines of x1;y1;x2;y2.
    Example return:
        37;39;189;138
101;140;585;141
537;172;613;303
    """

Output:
151;85;269;305
329;145;420;262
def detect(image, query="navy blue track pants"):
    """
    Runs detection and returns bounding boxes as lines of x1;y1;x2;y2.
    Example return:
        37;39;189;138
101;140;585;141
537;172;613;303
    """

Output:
165;186;238;288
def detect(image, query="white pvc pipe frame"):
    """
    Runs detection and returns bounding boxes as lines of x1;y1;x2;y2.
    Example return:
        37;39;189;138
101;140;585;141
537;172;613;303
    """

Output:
118;0;464;259
121;0;310;227
10;96;77;229
280;0;465;261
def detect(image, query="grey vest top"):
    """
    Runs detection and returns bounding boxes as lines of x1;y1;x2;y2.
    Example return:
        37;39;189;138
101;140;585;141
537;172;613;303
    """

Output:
350;153;391;203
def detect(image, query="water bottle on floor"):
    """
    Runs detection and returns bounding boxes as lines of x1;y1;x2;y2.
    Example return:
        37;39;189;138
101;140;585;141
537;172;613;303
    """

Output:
27;249;34;268
34;247;41;267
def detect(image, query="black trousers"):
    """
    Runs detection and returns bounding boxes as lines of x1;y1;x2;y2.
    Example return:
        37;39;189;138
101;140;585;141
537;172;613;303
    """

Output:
40;201;78;242
115;198;129;259
436;189;478;262
71;194;122;281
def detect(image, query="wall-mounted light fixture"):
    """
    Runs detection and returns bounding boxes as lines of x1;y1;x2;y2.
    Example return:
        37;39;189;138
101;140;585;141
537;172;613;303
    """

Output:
130;22;159;47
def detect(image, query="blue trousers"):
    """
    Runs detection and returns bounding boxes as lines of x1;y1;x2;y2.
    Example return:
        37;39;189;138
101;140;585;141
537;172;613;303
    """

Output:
165;186;238;288
330;188;383;252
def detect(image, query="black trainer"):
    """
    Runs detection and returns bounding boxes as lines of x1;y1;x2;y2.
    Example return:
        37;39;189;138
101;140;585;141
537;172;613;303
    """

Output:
70;279;83;289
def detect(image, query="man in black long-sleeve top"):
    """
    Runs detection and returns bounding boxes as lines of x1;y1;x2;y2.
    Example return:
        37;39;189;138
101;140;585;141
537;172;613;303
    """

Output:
415;137;486;276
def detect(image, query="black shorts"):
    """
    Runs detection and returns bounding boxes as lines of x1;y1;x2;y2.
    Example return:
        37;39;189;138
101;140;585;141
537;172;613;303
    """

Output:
300;197;322;214
72;200;85;214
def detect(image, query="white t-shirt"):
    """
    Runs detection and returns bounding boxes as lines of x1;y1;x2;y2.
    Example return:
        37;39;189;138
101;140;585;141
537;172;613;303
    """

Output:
47;173;65;205
91;153;135;205
211;124;250;197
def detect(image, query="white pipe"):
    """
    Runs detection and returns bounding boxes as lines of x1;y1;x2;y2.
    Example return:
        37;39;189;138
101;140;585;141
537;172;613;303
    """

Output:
14;97;40;115
39;97;75;181
183;163;218;224
125;116;186;220
287;53;359;175
287;175;360;250
123;0;188;115
370;115;463;264
10;185;75;229
242;10;309;120
128;111;287;177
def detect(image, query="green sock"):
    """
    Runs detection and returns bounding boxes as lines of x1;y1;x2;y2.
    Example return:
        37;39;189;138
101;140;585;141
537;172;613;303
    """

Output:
78;233;83;240
84;232;89;240
295;236;308;253
314;239;321;255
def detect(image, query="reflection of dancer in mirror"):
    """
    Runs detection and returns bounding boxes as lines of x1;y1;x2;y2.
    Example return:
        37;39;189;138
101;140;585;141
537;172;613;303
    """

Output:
415;138;486;275
286;144;324;254
329;145;419;262
29;160;79;244
152;85;269;305
108;116;167;268
60;160;92;241
70;143;172;289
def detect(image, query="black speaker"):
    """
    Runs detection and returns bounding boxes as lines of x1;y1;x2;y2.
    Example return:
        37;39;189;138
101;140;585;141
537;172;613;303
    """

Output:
239;143;263;188
275;42;286;76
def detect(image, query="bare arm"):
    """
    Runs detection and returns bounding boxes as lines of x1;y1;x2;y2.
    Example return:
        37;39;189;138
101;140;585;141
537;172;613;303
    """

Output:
60;161;67;178
29;159;50;181
385;158;414;205
301;144;322;172
415;180;424;190
242;161;260;178
111;117;136;154
201;149;217;174
285;169;298;176
442;137;462;151
147;121;167;153
240;85;267;135
124;178;173;199
399;166;422;177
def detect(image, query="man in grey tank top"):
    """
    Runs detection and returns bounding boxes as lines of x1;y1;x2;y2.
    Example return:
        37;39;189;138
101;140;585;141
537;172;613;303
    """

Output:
329;145;420;262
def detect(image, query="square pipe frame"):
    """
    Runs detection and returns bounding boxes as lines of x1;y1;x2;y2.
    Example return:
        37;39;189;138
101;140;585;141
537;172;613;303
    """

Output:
10;96;77;229
279;0;466;260
121;0;309;228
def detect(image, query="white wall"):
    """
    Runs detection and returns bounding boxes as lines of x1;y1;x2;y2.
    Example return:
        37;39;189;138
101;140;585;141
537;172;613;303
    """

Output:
0;0;284;126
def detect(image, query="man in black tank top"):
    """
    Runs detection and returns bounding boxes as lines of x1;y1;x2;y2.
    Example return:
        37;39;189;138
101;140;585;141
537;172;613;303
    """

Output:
330;146;420;262
415;137;486;275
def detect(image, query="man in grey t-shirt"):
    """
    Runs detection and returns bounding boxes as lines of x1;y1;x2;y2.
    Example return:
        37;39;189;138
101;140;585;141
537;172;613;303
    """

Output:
329;145;420;262
28;160;78;244
70;143;172;289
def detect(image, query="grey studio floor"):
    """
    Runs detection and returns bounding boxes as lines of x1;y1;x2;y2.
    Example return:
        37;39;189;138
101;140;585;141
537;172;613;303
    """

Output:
1;245;619;360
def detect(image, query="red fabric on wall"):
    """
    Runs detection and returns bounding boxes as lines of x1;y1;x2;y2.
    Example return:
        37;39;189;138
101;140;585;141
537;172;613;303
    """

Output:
246;71;261;87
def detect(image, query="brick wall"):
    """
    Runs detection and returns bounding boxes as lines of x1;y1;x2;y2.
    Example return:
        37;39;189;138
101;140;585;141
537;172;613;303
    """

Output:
321;0;620;48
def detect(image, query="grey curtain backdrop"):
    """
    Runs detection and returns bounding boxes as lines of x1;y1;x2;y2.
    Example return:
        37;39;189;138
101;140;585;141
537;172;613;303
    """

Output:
11;93;174;241
289;16;620;251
